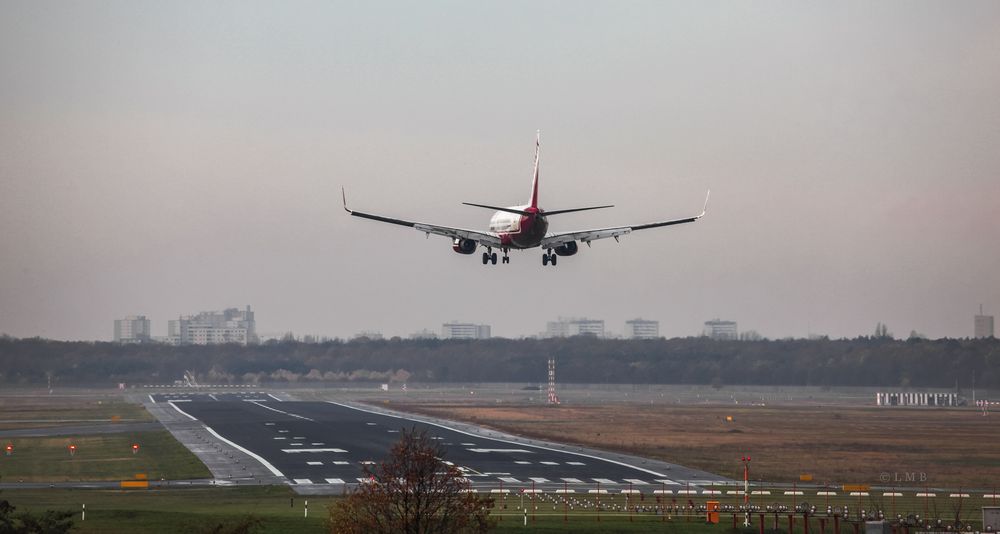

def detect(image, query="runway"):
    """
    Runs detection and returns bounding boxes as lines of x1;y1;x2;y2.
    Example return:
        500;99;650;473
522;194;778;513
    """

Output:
150;393;728;494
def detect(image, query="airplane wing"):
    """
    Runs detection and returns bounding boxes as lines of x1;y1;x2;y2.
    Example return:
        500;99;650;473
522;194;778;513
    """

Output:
540;190;710;248
342;188;503;247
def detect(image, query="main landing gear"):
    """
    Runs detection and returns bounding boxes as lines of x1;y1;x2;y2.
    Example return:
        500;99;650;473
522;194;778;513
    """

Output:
542;249;558;266
482;248;509;265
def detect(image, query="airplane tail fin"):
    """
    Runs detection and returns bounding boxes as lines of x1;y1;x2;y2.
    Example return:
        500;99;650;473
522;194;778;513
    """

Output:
529;130;540;209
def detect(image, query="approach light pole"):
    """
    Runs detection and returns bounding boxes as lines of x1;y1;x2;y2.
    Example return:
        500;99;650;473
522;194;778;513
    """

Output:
742;455;751;527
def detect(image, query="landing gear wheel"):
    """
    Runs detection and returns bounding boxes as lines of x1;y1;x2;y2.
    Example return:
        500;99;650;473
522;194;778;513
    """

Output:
542;254;549;266
490;252;498;265
482;252;489;265
550;254;557;266
502;256;509;264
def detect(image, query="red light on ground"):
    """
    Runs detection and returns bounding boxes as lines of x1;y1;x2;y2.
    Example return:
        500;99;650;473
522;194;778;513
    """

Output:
4;445;11;451
132;444;139;450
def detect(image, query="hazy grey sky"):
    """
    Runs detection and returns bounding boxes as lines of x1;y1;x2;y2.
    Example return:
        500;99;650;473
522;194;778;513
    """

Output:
2;1;998;341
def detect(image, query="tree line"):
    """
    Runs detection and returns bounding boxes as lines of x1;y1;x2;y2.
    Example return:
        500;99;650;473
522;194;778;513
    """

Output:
0;335;997;389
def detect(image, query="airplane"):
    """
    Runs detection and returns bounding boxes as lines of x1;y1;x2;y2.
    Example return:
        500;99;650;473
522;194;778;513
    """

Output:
342;132;709;266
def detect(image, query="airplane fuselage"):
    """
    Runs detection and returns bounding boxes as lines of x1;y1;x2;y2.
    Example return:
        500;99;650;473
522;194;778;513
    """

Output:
488;206;549;249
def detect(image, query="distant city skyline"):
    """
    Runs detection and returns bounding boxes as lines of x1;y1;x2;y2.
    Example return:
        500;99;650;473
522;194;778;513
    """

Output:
2;3;998;342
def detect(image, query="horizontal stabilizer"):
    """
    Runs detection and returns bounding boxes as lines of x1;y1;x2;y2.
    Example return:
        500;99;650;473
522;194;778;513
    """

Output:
462;202;534;217
544;205;614;216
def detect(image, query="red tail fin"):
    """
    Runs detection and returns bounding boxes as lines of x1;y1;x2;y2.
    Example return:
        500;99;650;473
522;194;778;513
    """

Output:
529;130;540;209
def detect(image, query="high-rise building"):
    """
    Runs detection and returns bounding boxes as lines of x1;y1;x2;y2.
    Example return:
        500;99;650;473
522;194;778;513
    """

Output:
114;315;151;343
704;319;738;340
168;306;257;345
975;305;994;339
624;318;660;339
441;322;491;339
545;317;605;338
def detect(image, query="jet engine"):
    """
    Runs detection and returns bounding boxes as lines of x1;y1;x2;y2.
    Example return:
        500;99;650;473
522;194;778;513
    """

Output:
452;238;477;254
553;241;579;256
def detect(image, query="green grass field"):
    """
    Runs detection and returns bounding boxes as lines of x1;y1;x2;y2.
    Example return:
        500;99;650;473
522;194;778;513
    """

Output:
1;486;994;533
0;430;210;482
0;396;152;430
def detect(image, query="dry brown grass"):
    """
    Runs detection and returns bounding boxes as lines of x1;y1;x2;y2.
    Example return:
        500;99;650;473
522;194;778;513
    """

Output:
391;401;1000;489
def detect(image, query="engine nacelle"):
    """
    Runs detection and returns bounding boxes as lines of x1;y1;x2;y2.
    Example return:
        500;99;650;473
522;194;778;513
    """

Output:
553;241;579;256
452;238;477;255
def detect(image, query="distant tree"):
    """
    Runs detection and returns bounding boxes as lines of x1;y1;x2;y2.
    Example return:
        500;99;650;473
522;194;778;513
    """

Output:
327;428;493;534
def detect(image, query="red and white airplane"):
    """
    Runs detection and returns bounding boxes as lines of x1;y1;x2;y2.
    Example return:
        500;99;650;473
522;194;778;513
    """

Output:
342;133;709;266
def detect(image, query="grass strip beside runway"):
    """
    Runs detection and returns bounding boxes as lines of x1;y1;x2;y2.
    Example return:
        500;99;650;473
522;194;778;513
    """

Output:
0;430;210;482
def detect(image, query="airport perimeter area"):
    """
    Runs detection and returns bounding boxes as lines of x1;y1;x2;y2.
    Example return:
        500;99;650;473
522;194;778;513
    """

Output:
2;384;999;532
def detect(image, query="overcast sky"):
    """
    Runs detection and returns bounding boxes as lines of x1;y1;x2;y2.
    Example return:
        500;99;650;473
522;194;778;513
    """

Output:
1;1;998;341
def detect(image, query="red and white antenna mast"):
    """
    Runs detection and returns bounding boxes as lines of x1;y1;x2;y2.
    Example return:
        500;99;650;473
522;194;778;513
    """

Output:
547;357;560;404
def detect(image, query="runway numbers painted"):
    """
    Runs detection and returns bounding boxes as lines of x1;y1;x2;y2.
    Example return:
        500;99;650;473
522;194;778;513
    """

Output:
325;478;345;484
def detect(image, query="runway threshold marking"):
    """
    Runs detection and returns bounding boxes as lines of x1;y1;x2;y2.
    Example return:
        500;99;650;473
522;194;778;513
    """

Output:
326;401;668;478
325;478;345;484
247;401;314;421
167;401;287;479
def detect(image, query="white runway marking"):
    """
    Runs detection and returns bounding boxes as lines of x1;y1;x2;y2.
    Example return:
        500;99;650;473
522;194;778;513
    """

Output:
566;461;586;466
278;430;288;433
498;477;520;483
168;402;197;421
294;479;313;485
655;479;679;485
264;422;275;426
293;436;305;440
306;461;323;466
467;448;532;454
539;461;559;466
624;479;649;485
327;401;667;478
325;478;344;484
310;442;324;446
332;461;350;465
267;393;282;402
280;448;348;454
529;477;549;483
248;401;314;421
515;461;531;465
561;478;584;483
289;443;303;446
148;394;156;404
273;437;286;440
461;443;476;446
592;478;618;485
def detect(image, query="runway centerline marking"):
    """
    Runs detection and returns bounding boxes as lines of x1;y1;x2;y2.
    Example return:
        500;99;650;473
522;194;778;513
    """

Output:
468;448;532;454
281;448;348;453
248;401;314;421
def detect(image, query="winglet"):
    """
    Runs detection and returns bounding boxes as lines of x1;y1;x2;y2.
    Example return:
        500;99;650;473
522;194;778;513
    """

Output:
341;187;352;214
699;189;711;217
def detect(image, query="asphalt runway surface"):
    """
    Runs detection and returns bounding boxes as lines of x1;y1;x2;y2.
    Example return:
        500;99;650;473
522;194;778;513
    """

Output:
152;393;727;493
